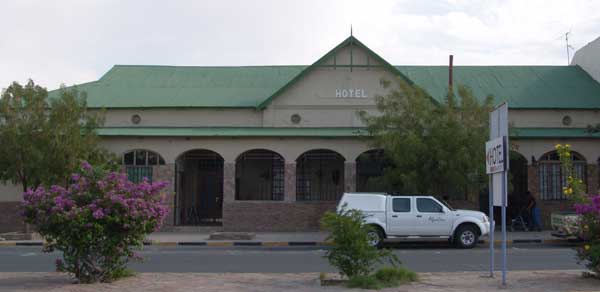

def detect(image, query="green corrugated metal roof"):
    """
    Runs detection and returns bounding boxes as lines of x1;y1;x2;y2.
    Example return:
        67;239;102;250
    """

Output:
96;127;600;139
395;66;600;109
511;127;600;138
48;37;600;110
97;127;367;137
51;65;600;110
49;65;307;108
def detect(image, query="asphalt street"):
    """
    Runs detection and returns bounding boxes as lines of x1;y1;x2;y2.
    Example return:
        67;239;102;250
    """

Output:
0;245;582;273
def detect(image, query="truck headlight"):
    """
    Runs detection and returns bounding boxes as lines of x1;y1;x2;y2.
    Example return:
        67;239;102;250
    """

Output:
483;215;489;223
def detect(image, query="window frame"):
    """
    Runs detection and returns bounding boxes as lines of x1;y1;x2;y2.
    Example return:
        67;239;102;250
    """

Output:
122;149;165;183
416;198;444;213
392;198;411;213
538;151;587;201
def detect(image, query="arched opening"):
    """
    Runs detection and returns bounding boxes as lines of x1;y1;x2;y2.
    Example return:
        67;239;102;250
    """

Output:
296;149;345;201
175;149;224;226
235;149;284;201
122;149;165;183
507;151;529;222
356;149;389;192
538;150;587;200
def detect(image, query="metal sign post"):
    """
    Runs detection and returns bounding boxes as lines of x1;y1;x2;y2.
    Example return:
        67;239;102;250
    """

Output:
486;102;509;287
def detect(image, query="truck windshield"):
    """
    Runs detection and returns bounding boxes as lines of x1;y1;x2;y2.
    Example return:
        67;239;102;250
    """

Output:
439;199;455;211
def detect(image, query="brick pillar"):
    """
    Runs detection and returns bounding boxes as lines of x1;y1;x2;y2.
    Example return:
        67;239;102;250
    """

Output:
344;162;356;193
223;162;236;203
284;163;296;202
586;164;598;194
154;164;176;227
527;165;539;199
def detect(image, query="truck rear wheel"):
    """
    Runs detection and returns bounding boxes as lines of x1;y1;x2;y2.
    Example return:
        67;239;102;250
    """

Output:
366;227;384;248
455;225;479;249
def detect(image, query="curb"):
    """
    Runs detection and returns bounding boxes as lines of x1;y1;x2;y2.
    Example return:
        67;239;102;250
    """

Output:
0;239;580;248
141;241;332;247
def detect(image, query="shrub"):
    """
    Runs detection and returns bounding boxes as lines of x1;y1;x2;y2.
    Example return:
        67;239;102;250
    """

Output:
557;144;600;277
574;196;600;276
320;206;400;278
21;161;170;283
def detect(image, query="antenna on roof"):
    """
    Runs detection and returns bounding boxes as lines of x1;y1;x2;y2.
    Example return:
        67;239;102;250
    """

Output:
350;24;353;36
559;30;575;65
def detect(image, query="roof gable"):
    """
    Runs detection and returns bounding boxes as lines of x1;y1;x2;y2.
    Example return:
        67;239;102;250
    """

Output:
255;36;413;109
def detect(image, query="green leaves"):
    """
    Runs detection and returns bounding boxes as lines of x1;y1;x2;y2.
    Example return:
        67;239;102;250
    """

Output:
0;80;114;190
321;207;400;278
362;78;493;197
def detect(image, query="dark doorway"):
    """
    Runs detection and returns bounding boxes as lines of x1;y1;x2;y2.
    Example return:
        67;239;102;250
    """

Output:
175;149;224;226
481;151;530;225
507;151;529;223
356;149;387;192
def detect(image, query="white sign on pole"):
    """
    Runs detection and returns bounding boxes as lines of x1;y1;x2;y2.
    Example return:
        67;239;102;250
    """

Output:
485;136;506;174
489;102;509;207
487;102;509;287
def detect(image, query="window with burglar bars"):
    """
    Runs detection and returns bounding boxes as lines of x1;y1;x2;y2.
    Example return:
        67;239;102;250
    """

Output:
122;149;165;183
296;149;345;201
538;151;587;200
235;149;284;201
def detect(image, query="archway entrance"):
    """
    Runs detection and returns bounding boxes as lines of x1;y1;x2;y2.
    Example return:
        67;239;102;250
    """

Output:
175;149;224;226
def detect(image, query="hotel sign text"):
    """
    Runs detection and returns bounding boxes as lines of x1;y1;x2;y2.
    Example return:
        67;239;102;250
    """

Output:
335;88;368;99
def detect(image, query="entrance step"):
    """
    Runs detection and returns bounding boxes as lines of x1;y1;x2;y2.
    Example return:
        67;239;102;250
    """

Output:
209;232;256;240
161;226;224;233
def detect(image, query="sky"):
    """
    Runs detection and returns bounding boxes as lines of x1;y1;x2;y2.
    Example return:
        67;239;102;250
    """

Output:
1;0;599;90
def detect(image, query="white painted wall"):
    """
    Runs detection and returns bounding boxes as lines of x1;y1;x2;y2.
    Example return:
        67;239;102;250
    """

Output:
99;136;375;164
0;182;22;202
99;108;261;127
509;109;600;128
572;36;600;83
512;138;600;164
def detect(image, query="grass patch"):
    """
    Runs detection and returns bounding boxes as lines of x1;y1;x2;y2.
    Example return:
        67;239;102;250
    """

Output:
374;266;418;284
347;275;383;290
111;268;136;281
347;267;417;289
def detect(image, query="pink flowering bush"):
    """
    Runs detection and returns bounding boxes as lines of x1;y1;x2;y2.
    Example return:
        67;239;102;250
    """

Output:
21;161;170;283
557;144;600;277
574;196;600;276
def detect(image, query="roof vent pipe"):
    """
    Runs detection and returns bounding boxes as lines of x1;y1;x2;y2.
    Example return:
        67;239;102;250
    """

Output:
449;54;454;91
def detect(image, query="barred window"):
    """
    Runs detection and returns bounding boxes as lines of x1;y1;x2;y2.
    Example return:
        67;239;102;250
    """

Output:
235;149;284;201
538;151;586;200
296;149;345;201
123;149;165;183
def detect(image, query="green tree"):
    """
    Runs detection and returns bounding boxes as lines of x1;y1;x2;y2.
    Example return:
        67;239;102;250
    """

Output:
360;78;494;197
0;80;112;191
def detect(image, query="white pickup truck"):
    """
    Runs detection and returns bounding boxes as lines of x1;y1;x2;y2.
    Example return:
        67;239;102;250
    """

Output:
338;193;490;248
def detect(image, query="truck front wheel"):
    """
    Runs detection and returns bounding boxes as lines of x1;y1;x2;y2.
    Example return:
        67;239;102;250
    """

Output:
454;225;479;249
366;226;384;248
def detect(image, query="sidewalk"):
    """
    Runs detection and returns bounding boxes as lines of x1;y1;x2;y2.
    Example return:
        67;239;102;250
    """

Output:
0;231;577;247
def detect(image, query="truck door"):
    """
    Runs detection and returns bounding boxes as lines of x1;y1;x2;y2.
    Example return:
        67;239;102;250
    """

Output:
387;197;415;236
414;197;452;236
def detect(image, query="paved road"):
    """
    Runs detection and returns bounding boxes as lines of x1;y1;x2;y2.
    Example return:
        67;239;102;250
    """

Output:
0;245;582;273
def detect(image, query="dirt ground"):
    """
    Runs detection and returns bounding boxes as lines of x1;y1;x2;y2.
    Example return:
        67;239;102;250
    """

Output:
0;270;598;292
